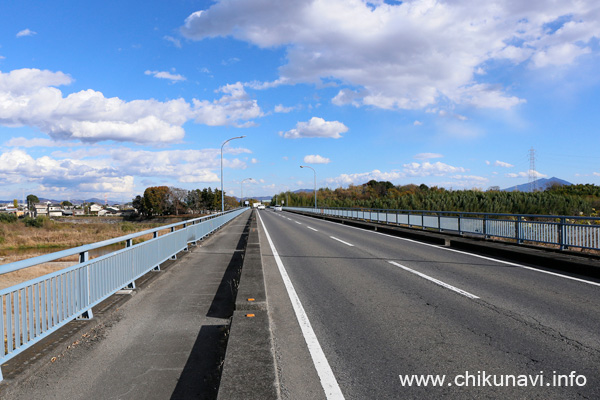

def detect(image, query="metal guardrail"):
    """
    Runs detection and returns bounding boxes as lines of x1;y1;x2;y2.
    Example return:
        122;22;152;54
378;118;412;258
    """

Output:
0;208;249;380
285;207;600;251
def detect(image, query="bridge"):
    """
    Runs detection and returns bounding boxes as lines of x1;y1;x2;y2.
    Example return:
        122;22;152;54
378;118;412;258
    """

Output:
1;207;600;399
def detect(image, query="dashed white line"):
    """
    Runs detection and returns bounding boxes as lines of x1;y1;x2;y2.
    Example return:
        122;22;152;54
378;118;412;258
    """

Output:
257;212;345;400
330;236;354;247
295;221;302;225
309;216;600;288
388;261;480;299
307;226;319;232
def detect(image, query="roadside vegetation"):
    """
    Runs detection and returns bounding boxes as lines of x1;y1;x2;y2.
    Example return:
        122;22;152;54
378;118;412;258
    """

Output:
0;216;162;252
272;181;600;217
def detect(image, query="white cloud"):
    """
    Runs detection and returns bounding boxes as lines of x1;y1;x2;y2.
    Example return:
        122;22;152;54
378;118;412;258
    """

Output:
281;117;348;139
192;82;263;127
274;104;295;113
303;154;331;164
403;162;467;177
593;172;600;177
163;35;182;48
414;153;442;160
0;144;252;196
326;169;405;186
485;160;491;165
413;120;423;126
494;160;514;168
251;158;258;164
16;29;36;37
181;1;598;111
506;170;548;179
326;160;469;186
145;70;186;82
0;68;262;144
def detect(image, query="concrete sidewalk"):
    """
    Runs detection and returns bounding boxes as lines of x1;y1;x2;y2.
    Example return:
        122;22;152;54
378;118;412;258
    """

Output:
0;211;251;400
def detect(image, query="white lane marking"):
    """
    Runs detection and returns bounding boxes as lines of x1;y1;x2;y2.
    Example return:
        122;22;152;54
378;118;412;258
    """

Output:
307;226;319;232
388;261;480;299
308;216;600;288
329;236;354;247
295;221;302;225
257;212;345;400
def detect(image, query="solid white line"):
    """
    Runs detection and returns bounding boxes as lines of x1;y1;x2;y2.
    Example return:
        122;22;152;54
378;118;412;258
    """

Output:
307;226;319;232
307;216;600;288
388;261;480;299
329;236;354;247
258;212;345;400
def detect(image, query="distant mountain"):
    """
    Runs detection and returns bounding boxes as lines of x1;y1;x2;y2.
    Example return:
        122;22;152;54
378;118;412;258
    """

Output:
293;189;314;193
503;177;572;192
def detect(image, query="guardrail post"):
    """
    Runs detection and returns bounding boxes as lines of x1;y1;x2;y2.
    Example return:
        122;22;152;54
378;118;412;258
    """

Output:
123;239;136;289
457;213;462;236
422;211;425;230
516;216;522;244
559;217;566;250
483;214;488;238
77;250;93;320
408;211;412;228
438;212;442;232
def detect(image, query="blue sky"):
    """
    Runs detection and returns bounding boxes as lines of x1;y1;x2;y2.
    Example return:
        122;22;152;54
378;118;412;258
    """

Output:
1;0;599;202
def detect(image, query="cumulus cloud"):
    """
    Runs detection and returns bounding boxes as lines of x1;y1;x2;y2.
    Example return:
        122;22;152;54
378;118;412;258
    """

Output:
0;68;262;144
280;117;348;139
181;0;599;111
494;160;514;168
0;145;251;195
192;82;263;127
414;153;443;160
326;160;469;186
303;154;331;164
145;70;186;82
403;162;467;177
413;120;423;126
16;29;36;37
274;104;295;113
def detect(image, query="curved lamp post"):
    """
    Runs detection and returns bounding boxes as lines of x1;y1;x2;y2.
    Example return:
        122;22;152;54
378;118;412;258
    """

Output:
241;178;253;207
221;135;245;212
300;165;317;209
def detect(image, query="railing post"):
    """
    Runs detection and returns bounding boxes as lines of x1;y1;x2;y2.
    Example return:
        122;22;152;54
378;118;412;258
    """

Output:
457;213;462;235
438;212;442;232
422;211;425;230
483;214;488;238
77;250;93;320
408;211;412;228
559;217;566;250
516;216;522;244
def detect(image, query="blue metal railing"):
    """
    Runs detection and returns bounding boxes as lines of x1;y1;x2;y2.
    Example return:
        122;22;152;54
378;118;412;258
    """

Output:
0;208;249;380
285;207;600;251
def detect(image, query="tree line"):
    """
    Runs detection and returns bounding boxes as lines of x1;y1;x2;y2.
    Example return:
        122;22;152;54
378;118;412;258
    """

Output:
271;181;600;217
132;186;250;217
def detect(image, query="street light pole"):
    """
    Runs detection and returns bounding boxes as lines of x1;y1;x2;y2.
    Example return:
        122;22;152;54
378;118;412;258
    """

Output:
300;165;317;209
221;135;246;213
241;178;253;207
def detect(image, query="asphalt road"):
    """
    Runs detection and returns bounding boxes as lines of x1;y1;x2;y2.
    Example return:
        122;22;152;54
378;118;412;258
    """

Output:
257;209;600;399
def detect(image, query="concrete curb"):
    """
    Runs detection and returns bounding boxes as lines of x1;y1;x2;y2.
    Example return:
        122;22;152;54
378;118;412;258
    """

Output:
218;210;278;400
287;210;600;279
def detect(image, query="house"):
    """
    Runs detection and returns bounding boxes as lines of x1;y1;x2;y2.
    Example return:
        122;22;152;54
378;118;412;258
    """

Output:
89;204;103;215
48;204;63;218
34;204;48;217
73;209;85;216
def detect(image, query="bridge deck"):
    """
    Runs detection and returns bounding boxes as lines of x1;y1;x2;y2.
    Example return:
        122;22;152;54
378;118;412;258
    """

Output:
0;212;251;399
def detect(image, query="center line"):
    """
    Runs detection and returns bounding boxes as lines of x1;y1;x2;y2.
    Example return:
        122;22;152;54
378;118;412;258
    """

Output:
307;226;318;232
330;236;354;247
388;261;479;299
